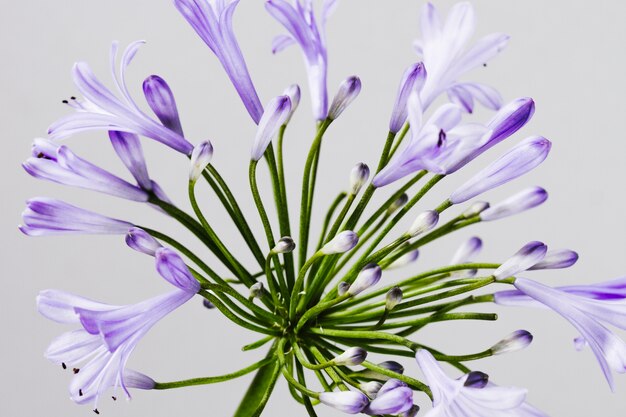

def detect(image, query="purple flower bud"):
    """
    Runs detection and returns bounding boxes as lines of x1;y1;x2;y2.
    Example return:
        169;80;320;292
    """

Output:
350;162;370;195
407;210;439;237
490;330;533;355
328;76;362;120
450;237;483;265
321;231;359;254
283;84;301;123
143;75;184;137
480;186;548;221
319;391;369;414
202;299;215;309
463;371;489;388
272;236;296;254
401;404;420;417
487;97;535;144
338;281;351;296
387;194;409;215
450;136;552;204
251;95;292;161
348;264;382;296
462;201;490;218
389;62;427;133
379;361;404;375
529;249;579;270
125;227;162;256
334;347;368;366
360;381;382;399
155;248;201;293
189;141;214;182
123;369;156;390
249;282;264;299
386;287;403;310
365;379;413;415
494;241;548;279
387;250;419;270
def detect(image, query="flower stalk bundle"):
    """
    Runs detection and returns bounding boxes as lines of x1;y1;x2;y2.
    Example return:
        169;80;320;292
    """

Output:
23;1;626;416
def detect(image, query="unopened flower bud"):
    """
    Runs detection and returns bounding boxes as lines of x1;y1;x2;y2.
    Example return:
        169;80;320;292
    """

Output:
143;75;184;137
464;371;489;388
387;194;409;215
462;201;490;218
365;379;413;415
251;95;292;161
202;299;215;309
319;391;369;414
189;141;214;182
407;210;439;237
348;264;382;296
338;281;351;296
387;250;419;270
123;369;156;391
450;237;483;265
333;347;368;366
321;231;359;254
401;404;421;417
386;287;403;310
328;76;362;120
272;236;296;254
283;84;301;123
529;249;578;270
494;241;548;279
349;163;370;195
389;62;426;133
490;330;533;355
360;381;383;399
379;361;404;374
480;186;548;221
125;227;162;256
249;282;264;299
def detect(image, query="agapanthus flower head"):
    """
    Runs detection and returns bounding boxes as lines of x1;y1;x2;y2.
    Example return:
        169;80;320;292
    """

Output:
125;227;162;256
450;136;552;204
251;95;292;161
20;198;133;236
480;186;548;222
363;378;414;416
189;140;214;182
37;248;199;408
495;277;626;390
415;349;546;417
494;241;548;279
328;75;362;120
490;330;533;355
48;41;193;154
318;390;369;414
415;2;509;110
266;0;338;120
173;0;264;123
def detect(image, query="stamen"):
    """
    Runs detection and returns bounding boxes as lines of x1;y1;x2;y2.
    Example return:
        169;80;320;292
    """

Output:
73;368;80;374
61;362;67;370
93;409;100;415
61;100;69;104
79;389;83;397
111;396;117;401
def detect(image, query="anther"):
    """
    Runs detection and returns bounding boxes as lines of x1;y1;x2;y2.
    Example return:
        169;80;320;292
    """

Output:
62;100;69;104
111;396;117;401
73;368;80;374
79;389;83;397
70;96;76;100
61;362;67;370
93;409;100;415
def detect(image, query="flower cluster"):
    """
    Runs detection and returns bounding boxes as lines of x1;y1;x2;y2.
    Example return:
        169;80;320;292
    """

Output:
23;1;625;416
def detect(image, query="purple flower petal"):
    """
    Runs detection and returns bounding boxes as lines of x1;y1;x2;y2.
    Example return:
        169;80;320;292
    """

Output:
251;95;292;161
143;75;185;136
480;186;548;221
109;131;152;190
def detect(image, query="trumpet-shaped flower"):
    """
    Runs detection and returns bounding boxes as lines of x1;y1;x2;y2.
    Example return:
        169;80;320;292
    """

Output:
174;0;264;123
416;349;547;416
48;42;193;154
266;0;337;120
495;277;626;389
38;248;199;407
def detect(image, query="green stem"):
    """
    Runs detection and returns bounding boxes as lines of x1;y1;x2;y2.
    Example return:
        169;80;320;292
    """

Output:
315;192;348;251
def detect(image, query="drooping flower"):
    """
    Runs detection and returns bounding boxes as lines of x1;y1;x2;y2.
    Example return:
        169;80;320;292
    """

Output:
449;136;552;204
20;198;133;236
38;248;200;408
266;0;338;120
414;2;509;110
415;349;547;416
48;42;193;155
24;139;149;202
495;277;626;389
173;0;264;123
251;95;292;161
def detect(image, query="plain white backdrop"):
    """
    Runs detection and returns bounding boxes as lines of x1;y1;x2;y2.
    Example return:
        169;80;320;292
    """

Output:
1;0;625;416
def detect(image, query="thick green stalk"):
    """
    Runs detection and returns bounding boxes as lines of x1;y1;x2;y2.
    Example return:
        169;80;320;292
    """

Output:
233;342;281;417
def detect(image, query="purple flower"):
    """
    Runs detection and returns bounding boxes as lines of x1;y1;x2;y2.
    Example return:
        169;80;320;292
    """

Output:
48;42;193;154
495;277;626;390
251;95;292;161
108;131;152;190
266;0;337;120
24;139;148;201
450;136;552;204
528;249;579;270
415;2;509;110
494;241;548;279
328;76;362;120
364;379;414;415
318;390;369;414
20;198;133;236
480;186;548;221
389;62;427;133
174;0;264;123
37;248;199;407
126;227;162;256
142;75;185;136
415;349;546;417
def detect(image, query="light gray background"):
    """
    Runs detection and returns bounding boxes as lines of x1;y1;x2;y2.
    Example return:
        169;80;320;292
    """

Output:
1;0;625;416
